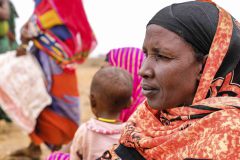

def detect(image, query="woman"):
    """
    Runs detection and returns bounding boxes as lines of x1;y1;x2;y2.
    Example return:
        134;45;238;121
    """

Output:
106;47;145;122
11;0;96;159
0;0;11;122
0;0;10;53
7;0;18;50
98;1;240;159
0;0;18;53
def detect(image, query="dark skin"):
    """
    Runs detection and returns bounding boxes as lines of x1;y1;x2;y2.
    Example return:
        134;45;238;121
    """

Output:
16;22;33;56
7;31;15;41
90;67;132;121
90;93;123;120
139;24;205;110
0;0;9;20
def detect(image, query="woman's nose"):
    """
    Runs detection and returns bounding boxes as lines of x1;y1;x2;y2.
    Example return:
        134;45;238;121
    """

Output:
138;60;153;79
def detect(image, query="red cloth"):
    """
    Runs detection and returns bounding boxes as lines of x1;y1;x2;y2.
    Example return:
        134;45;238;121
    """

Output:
33;0;96;66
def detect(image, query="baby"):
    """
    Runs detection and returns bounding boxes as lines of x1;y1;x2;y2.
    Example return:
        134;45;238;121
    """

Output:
70;66;133;160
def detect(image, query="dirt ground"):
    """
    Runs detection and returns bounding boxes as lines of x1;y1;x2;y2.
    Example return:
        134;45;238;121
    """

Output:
0;58;105;160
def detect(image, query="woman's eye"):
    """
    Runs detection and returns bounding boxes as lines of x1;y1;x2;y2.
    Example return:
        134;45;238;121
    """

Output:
156;54;170;60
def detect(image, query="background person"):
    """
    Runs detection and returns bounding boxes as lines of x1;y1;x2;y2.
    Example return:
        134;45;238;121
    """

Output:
0;0;10;53
7;0;18;50
0;0;18;123
46;47;144;158
0;0;18;53
10;0;96;159
70;66;132;160
105;47;145;122
47;66;133;160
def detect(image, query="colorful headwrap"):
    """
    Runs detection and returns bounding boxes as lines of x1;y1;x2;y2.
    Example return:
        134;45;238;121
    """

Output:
31;0;96;67
107;47;145;122
99;1;240;159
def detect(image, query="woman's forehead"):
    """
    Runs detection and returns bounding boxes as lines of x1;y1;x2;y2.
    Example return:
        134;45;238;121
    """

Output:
143;25;188;51
145;25;182;42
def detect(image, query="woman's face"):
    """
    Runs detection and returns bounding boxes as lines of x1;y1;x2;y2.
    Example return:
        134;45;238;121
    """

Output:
139;24;203;110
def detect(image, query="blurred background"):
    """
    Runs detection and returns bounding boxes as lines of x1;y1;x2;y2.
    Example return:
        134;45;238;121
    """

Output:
11;0;240;57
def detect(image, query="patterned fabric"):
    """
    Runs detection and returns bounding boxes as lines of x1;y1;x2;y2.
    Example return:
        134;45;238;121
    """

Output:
70;118;124;160
107;47;145;122
47;151;70;160
31;0;96;67
26;0;97;148
98;1;240;160
29;49;79;147
45;119;124;160
35;50;80;124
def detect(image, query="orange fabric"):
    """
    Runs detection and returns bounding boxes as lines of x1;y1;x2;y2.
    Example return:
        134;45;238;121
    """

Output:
193;5;233;103
30;108;78;146
29;132;43;145
120;99;240;159
51;70;79;98
100;2;240;160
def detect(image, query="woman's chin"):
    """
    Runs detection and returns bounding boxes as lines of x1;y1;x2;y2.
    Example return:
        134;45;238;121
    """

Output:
147;100;163;110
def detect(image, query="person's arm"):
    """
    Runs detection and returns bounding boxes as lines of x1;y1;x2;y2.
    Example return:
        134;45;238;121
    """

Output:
0;0;10;20
16;21;34;56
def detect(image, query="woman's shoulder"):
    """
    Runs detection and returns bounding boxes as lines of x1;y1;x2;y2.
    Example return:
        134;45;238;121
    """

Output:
207;108;239;128
192;108;240;135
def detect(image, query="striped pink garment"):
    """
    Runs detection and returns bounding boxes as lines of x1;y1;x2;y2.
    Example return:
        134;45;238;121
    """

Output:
47;151;70;160
107;47;145;122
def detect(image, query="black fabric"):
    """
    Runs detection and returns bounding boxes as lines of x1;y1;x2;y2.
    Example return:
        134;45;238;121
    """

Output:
0;107;11;122
147;1;240;98
147;1;219;55
115;144;145;160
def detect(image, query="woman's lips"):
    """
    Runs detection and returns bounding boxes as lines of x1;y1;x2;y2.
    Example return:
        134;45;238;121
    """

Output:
141;85;159;97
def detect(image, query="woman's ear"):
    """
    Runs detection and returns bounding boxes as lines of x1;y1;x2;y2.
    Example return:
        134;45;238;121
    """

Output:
197;55;208;80
203;55;208;65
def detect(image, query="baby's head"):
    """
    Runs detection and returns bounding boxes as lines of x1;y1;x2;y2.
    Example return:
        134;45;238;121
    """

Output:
90;66;133;119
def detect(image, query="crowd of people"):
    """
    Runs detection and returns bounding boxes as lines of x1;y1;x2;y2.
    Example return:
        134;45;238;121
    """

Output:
0;0;239;159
